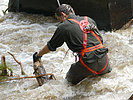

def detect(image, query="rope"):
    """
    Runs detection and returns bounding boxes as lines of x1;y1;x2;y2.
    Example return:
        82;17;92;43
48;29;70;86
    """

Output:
57;0;61;6
63;49;69;59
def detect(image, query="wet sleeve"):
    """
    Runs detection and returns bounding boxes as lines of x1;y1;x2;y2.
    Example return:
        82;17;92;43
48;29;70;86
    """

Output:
47;26;65;51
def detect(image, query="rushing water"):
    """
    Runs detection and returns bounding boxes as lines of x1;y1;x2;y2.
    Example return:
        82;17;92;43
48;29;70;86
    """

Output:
0;1;133;100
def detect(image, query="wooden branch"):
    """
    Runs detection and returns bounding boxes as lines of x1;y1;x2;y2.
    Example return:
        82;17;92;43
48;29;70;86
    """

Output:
0;73;56;83
8;52;26;75
2;0;15;15
126;18;133;28
128;19;133;25
122;18;133;29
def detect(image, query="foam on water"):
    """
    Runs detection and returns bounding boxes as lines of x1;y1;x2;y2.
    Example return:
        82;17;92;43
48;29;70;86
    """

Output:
0;1;133;100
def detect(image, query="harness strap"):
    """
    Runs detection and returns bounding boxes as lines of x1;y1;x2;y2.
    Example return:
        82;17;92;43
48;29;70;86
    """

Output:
80;53;109;75
68;17;103;45
68;17;108;75
81;44;104;53
84;17;88;49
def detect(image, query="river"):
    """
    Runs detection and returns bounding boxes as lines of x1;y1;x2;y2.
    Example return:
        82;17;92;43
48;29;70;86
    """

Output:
0;0;133;100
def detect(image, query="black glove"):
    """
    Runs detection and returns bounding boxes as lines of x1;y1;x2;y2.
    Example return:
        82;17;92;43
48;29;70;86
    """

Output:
33;52;42;63
86;23;97;31
86;23;100;36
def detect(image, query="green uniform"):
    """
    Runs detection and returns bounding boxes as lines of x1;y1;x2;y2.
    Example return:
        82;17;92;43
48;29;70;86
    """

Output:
47;14;112;85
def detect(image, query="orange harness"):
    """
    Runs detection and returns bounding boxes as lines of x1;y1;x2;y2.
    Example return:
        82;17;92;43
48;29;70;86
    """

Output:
68;17;108;75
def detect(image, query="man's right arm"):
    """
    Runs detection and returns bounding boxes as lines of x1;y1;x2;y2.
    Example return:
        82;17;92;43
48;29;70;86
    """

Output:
38;45;50;57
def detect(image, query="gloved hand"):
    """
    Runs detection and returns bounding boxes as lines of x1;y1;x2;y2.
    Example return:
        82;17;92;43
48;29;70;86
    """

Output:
86;23;97;31
33;52;42;63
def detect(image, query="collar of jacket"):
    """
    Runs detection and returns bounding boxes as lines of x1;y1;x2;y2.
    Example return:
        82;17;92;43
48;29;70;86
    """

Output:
66;14;76;20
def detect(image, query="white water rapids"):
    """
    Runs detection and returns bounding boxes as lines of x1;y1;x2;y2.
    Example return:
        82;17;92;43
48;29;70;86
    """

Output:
0;0;133;100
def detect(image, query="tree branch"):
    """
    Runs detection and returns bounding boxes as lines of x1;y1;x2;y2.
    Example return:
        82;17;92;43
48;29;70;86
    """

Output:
0;73;56;83
8;52;26;75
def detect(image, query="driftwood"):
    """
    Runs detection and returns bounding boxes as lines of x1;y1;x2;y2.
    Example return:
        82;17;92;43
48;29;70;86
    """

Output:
0;52;56;86
0;73;56;83
33;56;56;86
33;52;56;86
8;52;26;75
33;61;47;86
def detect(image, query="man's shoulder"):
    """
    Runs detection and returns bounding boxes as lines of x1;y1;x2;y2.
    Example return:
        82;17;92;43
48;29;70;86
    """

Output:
56;22;69;32
58;22;67;29
58;20;71;28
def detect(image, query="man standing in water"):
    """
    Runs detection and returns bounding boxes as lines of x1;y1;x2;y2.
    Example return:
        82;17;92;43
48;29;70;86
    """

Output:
34;4;112;85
